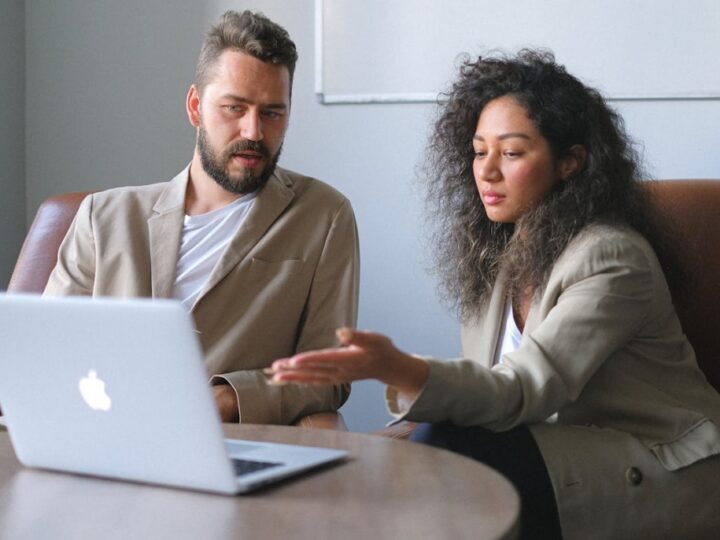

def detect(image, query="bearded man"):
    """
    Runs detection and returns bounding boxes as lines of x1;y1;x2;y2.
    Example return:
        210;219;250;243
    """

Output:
44;10;359;425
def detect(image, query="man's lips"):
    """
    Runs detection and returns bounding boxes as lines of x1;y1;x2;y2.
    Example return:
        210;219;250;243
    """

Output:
231;152;263;167
481;191;505;205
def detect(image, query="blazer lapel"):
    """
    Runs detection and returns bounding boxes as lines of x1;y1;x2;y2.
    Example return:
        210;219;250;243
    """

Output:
524;283;546;334
192;173;295;308
461;269;509;366
148;170;188;299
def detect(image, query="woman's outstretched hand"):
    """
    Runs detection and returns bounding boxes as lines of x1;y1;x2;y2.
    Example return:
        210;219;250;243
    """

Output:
267;328;430;400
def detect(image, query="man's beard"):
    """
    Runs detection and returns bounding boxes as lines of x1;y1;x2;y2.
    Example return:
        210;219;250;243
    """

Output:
197;125;282;195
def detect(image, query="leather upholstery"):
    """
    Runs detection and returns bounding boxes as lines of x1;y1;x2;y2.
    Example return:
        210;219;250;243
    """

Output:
376;179;720;439
8;192;90;293
7;190;346;430
649;180;720;392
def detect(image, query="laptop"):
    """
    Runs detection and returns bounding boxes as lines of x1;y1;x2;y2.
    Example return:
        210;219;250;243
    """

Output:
0;293;347;494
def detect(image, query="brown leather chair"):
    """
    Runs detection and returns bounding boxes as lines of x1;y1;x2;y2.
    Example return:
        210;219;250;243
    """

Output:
377;179;720;439
7;191;347;430
652;180;720;392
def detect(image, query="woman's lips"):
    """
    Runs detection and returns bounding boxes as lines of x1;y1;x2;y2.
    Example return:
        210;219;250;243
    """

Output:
481;191;505;205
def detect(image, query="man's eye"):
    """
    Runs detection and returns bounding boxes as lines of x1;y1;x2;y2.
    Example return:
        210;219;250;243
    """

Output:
504;151;523;158
262;110;282;119
224;105;242;113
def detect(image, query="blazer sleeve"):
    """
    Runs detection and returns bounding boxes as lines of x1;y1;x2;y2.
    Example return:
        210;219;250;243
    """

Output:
396;230;656;430
44;194;96;296
213;198;359;424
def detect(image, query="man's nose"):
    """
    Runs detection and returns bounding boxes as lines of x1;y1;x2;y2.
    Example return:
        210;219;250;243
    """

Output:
240;110;263;141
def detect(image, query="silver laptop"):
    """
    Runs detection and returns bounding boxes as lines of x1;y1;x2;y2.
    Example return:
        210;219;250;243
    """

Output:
0;293;347;494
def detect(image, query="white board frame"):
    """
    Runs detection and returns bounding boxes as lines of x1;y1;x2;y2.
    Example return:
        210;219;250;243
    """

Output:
315;0;720;104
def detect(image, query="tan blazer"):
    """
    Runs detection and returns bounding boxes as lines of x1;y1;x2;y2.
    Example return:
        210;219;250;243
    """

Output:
45;166;359;425
389;223;720;539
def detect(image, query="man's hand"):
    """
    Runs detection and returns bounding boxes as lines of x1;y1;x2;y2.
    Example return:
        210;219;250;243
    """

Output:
212;384;239;423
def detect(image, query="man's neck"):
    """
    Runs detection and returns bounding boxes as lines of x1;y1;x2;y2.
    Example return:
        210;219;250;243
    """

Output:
185;156;243;216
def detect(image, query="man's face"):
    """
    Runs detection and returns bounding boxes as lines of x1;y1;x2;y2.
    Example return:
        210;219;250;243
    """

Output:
188;50;290;194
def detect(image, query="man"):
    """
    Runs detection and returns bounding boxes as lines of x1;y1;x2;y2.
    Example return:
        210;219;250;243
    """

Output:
44;10;359;425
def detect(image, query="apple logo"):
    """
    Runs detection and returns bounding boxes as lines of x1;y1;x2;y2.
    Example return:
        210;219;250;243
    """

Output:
78;370;112;411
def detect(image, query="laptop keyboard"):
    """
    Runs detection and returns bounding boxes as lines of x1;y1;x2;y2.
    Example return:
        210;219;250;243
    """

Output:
231;458;282;477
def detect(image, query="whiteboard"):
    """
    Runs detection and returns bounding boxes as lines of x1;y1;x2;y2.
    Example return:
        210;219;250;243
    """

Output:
315;0;720;104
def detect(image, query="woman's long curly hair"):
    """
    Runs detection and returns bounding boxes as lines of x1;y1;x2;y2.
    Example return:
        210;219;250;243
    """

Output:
425;49;677;319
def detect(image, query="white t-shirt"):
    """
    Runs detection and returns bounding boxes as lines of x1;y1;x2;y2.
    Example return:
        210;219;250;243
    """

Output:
173;193;256;310
493;299;523;365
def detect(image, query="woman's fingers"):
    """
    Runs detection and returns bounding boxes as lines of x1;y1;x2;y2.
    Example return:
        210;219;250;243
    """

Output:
336;327;354;345
266;328;398;386
270;349;342;371
268;361;351;385
336;327;393;351
268;371;339;385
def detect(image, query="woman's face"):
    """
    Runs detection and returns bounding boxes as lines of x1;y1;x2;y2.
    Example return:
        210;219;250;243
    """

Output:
472;95;561;223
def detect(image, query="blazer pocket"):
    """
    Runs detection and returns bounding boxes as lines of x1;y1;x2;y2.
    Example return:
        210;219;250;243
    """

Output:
246;258;309;313
650;418;720;471
248;257;306;277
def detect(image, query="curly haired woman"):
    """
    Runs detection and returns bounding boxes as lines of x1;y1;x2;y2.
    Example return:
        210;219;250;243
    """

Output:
269;50;720;539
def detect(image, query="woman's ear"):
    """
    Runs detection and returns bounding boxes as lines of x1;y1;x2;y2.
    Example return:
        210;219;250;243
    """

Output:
558;144;587;180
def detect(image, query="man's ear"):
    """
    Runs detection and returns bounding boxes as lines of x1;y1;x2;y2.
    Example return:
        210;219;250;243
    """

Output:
558;144;587;180
186;85;201;128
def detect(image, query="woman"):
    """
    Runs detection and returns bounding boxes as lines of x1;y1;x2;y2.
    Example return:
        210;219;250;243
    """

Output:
268;50;720;539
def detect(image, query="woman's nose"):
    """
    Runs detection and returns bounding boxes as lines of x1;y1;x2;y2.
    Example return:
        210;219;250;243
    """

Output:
476;154;501;182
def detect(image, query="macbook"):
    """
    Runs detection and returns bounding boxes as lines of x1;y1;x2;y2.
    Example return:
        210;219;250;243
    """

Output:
0;293;347;494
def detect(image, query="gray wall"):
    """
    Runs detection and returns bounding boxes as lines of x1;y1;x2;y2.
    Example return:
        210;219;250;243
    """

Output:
9;0;720;431
24;0;203;204
0;0;26;287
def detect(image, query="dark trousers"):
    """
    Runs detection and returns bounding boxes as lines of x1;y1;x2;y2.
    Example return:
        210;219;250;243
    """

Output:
411;421;562;539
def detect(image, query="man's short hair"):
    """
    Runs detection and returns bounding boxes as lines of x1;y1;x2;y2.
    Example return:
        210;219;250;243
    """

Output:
194;10;298;95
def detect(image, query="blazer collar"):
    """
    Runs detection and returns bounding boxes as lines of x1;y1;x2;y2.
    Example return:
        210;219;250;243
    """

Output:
148;167;189;298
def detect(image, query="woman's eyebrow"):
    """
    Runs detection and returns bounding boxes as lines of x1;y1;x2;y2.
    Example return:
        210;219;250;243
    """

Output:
473;132;531;142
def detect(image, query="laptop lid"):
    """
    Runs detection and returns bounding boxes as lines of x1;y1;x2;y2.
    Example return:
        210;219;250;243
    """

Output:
0;294;346;494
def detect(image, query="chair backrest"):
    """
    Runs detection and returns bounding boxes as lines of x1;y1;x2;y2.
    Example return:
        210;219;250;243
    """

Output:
650;180;720;391
7;191;91;293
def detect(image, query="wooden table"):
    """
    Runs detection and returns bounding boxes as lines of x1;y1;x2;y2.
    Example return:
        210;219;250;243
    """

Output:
0;423;519;539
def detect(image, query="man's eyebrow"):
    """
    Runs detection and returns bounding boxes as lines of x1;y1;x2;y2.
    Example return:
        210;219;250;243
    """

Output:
473;132;531;141
219;94;287;109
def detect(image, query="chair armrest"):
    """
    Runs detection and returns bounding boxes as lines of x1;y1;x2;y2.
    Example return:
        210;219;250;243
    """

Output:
293;411;348;430
373;421;417;440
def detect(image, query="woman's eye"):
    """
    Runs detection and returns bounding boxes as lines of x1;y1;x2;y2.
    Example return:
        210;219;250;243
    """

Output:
474;151;486;159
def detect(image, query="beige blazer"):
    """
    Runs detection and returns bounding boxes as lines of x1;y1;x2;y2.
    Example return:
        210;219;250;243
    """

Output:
45;166;359;425
389;223;720;539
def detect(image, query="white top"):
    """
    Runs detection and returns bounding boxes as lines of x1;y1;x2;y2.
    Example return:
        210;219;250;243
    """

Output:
493;299;523;365
173;193;256;310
